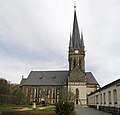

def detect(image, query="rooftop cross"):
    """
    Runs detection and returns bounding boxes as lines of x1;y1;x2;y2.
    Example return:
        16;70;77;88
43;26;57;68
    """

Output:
74;1;76;9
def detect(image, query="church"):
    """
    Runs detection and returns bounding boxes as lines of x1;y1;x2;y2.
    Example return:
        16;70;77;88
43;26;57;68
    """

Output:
20;6;100;106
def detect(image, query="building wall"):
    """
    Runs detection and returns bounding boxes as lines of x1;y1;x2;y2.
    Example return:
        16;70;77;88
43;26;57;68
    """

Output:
68;82;99;105
22;85;63;105
87;79;120;114
117;84;120;107
86;84;99;95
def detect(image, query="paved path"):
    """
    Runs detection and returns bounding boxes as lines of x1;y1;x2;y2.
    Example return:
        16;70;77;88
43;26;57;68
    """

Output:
75;107;112;115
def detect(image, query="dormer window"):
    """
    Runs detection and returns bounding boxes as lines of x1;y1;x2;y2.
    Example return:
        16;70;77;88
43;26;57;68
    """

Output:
39;75;43;79
52;75;56;79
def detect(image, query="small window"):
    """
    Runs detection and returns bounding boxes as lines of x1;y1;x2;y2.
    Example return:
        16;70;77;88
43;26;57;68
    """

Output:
76;88;79;98
108;91;111;104
52;75;56;79
113;89;117;104
53;92;55;98
39;75;43;79
96;95;99;104
53;100;55;103
103;93;106;104
100;94;102;104
76;99;78;104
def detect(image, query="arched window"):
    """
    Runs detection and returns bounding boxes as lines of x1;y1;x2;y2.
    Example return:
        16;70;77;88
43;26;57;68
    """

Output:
113;89;117;104
76;88;79;98
103;93;106;104
76;99;78;104
76;88;79;105
108;91;111;104
73;58;76;68
79;59;82;69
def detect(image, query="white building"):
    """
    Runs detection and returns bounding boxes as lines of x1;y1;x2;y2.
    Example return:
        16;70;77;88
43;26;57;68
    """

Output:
87;79;120;114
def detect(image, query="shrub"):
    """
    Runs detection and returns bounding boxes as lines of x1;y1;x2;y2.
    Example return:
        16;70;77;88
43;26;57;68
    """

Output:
55;101;74;115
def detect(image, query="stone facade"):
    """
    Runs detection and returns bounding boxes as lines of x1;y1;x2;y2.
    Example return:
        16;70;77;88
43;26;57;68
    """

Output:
22;85;62;105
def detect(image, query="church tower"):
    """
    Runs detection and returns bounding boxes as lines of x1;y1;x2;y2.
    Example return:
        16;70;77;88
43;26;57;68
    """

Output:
20;3;99;106
68;5;86;82
68;5;99;106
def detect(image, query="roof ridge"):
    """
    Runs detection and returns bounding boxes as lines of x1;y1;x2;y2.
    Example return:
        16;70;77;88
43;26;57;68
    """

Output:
31;70;68;72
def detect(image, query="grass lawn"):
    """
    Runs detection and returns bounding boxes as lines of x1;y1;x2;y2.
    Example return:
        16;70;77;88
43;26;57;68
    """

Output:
26;106;55;113
0;105;55;113
0;106;14;111
0;105;26;111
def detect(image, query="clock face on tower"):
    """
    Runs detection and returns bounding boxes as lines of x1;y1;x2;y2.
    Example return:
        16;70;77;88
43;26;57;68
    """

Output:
75;50;79;54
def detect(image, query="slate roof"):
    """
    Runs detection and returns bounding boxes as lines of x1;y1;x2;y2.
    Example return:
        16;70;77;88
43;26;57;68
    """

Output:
86;72;98;85
20;71;99;86
20;71;68;86
88;78;120;96
20;78;27;86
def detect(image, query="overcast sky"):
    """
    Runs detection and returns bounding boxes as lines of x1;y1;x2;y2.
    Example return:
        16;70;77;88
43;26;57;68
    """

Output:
0;0;120;87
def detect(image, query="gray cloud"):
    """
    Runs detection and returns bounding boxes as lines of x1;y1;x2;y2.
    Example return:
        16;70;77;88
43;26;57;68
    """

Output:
0;0;120;86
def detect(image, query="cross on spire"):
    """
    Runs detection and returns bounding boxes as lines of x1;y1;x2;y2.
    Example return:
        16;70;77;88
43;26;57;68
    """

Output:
74;1;76;9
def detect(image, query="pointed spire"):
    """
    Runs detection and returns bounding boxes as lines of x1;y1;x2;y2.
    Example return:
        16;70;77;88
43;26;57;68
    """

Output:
69;33;73;48
72;4;81;49
81;31;84;47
